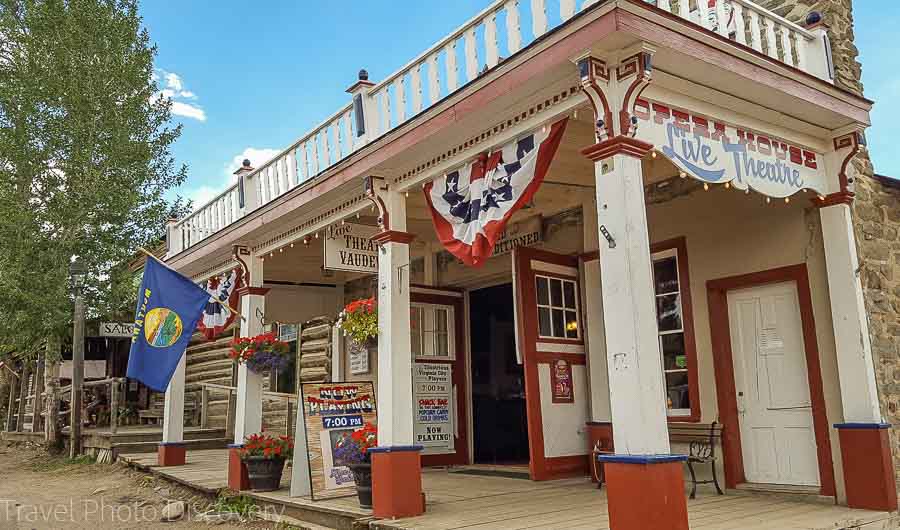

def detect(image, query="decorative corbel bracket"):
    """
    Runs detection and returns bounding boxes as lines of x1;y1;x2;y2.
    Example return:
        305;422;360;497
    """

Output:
814;130;866;208
363;175;390;231
576;44;655;143
231;245;251;286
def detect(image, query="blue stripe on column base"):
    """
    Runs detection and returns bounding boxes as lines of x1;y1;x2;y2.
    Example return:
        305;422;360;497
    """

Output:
227;443;244;449
597;454;688;464
368;445;425;454
158;442;186;447
833;422;891;430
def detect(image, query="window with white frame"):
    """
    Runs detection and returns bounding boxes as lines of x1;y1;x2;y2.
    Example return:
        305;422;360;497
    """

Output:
410;303;455;359
652;248;691;417
535;275;580;340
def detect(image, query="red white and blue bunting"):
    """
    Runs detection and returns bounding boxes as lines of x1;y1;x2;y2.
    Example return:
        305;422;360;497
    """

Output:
196;268;242;340
424;118;568;267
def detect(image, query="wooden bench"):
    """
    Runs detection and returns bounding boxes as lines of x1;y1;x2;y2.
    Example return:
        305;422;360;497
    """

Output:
670;422;724;499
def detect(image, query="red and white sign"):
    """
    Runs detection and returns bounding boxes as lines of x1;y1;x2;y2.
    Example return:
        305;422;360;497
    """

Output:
424;119;568;267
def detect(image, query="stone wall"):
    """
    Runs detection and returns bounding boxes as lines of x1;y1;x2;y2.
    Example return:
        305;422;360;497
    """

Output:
760;0;900;491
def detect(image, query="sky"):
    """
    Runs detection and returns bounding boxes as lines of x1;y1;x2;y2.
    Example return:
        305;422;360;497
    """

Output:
138;1;900;209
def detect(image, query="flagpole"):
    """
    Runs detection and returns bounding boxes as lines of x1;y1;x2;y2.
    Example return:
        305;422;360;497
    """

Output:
137;247;247;323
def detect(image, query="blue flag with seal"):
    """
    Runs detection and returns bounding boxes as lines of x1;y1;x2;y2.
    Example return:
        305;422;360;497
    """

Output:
127;257;212;391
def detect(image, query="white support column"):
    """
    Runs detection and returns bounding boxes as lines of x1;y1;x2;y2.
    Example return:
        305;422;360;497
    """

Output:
234;253;266;444
372;188;415;447
161;353;186;443
581;196;611;423
820;203;882;423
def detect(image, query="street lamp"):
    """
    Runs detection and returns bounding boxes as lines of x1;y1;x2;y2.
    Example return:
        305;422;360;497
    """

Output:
69;258;86;458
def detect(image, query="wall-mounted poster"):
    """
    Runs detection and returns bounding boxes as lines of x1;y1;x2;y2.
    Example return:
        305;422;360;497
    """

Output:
299;382;377;500
414;363;455;454
348;342;370;375
551;359;574;404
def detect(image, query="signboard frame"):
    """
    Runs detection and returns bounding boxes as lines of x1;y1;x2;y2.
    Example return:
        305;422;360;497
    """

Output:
323;223;379;274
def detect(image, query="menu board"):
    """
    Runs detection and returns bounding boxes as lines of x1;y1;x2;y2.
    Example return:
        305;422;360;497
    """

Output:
299;382;377;500
413;363;455;454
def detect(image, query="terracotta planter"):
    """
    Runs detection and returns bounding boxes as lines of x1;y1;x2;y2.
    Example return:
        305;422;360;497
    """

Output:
348;462;373;508
243;456;286;492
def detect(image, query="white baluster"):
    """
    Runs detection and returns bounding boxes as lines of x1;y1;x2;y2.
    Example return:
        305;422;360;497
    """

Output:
748;9;763;52
464;27;478;81
561;0;576;21
696;0;711;30
428;53;440;104
343;111;354;153
395;77;406;123
280;156;291;192
287;148;298;188
732;2;747;46
218;199;226;229
380;89;390;133
793;32;807;71
531;0;547;38
506;0;522;53
485;13;499;69
324;125;334;167
715;0;729;37
312;135;321;176
332;120;341;160
445;42;458;92
301;142;310;183
780;26;795;66
411;65;423;113
677;0;690;19
765;18;779;59
657;0;671;13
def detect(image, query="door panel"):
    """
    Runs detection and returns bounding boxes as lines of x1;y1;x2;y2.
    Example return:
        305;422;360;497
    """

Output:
728;282;819;487
513;247;589;481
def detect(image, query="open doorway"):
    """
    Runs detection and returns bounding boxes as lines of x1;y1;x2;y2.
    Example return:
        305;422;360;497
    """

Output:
469;283;529;464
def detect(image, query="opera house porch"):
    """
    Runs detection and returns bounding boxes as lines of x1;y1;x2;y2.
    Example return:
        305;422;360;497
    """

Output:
158;1;893;528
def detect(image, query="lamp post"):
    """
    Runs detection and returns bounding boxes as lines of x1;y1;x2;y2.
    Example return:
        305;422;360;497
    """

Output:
69;258;86;458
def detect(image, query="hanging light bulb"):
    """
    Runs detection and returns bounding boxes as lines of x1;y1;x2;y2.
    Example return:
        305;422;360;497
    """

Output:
269;251;274;257
651;151;658;159
290;242;294;248
279;247;283;253
405;191;409;198
679;171;687;179
766;197;771;204
315;232;319;239
356;212;361;219
724;182;730;189
341;218;346;225
745;188;750;194
784;197;790;204
303;237;310;246
703;182;709;191
541;124;547;133
573;109;578;119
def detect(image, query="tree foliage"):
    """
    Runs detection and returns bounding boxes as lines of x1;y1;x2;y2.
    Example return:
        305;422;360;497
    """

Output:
0;0;189;358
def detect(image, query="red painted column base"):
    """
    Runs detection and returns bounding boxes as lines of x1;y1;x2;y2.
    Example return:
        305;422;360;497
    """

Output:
835;423;898;512
370;446;425;519
228;445;251;491
600;455;689;530
157;443;186;466
586;422;614;482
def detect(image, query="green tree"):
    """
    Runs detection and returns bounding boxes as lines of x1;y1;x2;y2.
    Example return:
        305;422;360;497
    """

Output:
0;0;189;358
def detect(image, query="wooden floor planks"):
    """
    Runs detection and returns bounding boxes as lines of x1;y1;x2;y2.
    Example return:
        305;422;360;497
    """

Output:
121;451;898;530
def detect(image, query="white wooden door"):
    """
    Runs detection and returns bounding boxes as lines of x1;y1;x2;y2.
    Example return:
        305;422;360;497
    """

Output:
727;281;820;487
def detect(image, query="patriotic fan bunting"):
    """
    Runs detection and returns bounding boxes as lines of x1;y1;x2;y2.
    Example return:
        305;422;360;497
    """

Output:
196;268;242;340
424;118;568;267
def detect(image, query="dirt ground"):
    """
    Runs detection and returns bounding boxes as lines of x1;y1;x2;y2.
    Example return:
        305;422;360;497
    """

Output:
0;442;288;529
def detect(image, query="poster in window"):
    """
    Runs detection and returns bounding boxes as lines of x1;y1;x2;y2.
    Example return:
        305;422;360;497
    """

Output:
414;363;455;454
299;382;377;500
550;359;574;404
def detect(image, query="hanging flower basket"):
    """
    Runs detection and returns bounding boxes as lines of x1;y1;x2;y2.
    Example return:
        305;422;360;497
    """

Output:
336;297;378;348
229;333;291;375
238;433;295;492
333;422;378;508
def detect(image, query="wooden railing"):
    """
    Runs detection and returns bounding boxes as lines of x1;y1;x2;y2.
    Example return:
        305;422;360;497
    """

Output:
168;0;831;256
197;382;298;438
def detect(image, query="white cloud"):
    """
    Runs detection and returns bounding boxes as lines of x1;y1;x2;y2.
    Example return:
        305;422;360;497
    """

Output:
171;101;207;122
186;186;220;210
153;68;206;122
224;147;281;180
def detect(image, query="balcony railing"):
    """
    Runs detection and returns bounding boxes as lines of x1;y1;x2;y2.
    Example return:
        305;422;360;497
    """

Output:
168;0;831;257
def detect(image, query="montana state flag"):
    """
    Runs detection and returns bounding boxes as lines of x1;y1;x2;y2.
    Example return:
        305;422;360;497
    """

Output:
127;258;212;391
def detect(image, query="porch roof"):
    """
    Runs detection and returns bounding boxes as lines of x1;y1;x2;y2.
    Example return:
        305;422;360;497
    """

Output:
166;0;873;279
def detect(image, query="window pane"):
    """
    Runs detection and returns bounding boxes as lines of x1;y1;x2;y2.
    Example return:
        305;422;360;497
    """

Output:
565;311;579;338
536;277;550;305
538;307;552;337
551;309;565;338
435;332;449;357
435;308;448;332
563;281;576;309
550;279;563;307
656;293;682;332
661;333;686;371
653;257;679;295
410;307;423;356
666;371;691;410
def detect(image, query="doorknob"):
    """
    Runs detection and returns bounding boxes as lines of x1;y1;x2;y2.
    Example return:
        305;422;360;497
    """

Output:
737;391;746;414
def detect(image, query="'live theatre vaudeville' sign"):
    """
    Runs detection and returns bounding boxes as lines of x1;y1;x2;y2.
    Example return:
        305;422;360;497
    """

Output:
323;223;379;274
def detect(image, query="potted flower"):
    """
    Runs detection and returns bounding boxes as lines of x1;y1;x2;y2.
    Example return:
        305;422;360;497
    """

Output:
229;333;291;374
333;422;377;508
337;297;378;350
238;433;294;492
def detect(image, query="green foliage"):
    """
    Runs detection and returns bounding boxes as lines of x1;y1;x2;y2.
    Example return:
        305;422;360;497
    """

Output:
0;0;190;358
212;493;258;517
336;297;378;345
29;453;96;472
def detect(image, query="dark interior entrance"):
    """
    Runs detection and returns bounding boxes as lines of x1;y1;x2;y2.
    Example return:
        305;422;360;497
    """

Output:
469;283;529;464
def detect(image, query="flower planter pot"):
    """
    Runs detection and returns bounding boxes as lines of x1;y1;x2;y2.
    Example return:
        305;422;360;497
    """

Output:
243;456;286;492
348;462;373;508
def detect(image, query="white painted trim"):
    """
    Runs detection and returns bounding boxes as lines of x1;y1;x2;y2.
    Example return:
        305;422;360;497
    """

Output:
536;342;585;354
411;286;464;298
530;260;578;277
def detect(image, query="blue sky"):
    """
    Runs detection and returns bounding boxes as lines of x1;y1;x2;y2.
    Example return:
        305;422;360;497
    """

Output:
139;1;900;208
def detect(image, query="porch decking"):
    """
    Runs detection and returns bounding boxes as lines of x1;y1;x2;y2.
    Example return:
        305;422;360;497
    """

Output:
120;449;898;530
